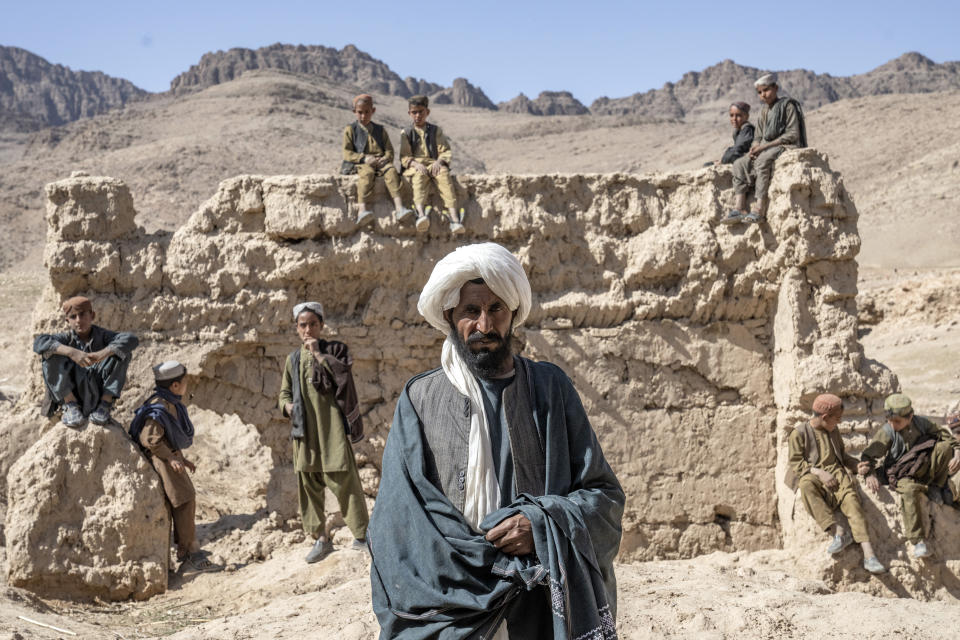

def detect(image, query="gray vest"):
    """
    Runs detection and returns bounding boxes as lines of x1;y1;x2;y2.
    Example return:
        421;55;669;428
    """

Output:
408;357;546;512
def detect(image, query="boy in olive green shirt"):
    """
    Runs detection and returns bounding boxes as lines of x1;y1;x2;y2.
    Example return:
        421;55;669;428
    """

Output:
342;94;412;227
399;95;464;235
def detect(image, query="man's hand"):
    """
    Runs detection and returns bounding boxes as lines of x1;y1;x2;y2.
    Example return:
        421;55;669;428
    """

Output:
184;459;196;473
364;154;379;166
303;338;320;354
170;459;185;473
864;475;880;494
857;461;872;476
949;451;960;475
749;144;765;158
812;467;838;491
485;514;534;556
410;161;428;175
429;161;446;177
284;402;294;417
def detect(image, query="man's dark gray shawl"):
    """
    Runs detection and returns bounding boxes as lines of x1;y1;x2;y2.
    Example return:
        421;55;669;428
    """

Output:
368;358;624;639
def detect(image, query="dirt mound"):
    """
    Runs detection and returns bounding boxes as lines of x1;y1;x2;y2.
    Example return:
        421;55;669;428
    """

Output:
5;421;168;600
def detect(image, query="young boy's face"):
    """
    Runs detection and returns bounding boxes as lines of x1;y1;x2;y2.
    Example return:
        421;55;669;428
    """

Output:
66;308;95;337
729;106;748;129
296;311;324;343
169;378;189;397
408;105;429;128
756;84;779;106
354;103;375;126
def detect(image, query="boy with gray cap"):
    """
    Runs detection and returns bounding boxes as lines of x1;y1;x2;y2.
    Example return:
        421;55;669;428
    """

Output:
130;360;214;572
723;72;807;225
858;393;960;558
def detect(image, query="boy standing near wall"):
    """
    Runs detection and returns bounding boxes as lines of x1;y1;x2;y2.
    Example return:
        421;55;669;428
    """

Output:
278;302;369;563
342;94;412;227
129;361;214;572
400;95;465;235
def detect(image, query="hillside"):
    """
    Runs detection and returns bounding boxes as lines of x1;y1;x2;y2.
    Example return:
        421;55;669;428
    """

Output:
0;46;147;132
591;52;960;121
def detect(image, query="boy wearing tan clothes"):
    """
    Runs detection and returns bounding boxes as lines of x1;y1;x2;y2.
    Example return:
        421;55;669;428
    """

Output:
342;94;412;227
129;361;215;572
399;95;464;235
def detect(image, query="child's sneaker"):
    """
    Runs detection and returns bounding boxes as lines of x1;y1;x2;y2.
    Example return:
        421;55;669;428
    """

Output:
415;214;430;232
61;402;84;428
357;210;375;228
396;208;415;224
89;401;112;425
449;221;465;235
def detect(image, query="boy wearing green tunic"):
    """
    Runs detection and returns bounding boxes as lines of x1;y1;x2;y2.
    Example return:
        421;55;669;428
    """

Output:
858;393;960;558
788;394;884;573
278;301;368;563
341;94;412;227
399;95;465;235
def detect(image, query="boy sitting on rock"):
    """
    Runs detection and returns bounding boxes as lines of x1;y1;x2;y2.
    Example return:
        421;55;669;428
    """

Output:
33;296;139;428
723;72;807;225
129;361;214;572
341;94;412;227
399;95;465;235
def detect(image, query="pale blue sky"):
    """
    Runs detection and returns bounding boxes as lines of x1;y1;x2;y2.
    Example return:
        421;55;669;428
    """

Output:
2;0;957;104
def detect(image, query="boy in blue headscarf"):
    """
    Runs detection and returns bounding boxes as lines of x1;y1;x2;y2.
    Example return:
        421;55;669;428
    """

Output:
130;360;214;572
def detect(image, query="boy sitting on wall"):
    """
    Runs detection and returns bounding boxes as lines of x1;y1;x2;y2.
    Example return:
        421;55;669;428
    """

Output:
341;94;413;227
399;95;465;235
33;296;139;428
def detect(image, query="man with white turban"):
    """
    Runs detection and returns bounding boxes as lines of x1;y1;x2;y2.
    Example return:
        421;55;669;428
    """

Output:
723;71;807;225
278;301;368;563
368;243;625;639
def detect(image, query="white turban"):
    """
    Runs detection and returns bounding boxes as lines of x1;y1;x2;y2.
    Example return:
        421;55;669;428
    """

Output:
417;242;532;333
754;72;777;87
417;242;532;531
292;301;324;321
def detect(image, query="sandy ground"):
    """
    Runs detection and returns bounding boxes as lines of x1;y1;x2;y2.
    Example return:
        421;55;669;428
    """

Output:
3;549;960;639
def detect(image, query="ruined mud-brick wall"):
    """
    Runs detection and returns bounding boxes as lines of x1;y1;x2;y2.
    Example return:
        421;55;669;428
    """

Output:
23;149;893;561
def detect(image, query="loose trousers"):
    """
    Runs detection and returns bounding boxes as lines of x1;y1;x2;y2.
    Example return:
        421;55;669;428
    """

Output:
732;146;783;201
356;163;402;203
798;473;871;543
403;162;457;210
297;467;369;541
41;353;130;415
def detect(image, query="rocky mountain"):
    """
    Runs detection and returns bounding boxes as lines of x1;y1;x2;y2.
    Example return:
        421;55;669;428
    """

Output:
499;90;588;116
0;46;147;132
170;42;442;98
429;77;496;109
591;52;960;121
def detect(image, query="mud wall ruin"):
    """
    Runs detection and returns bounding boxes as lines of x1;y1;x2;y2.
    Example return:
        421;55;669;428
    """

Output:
13;150;899;567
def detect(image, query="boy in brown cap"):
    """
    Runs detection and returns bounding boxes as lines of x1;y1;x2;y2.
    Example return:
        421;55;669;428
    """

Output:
342;94;412;227
399;95;464;235
788;393;884;573
33;296;139;427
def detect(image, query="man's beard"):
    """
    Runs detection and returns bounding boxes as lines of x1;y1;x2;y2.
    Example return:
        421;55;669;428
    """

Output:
450;326;513;380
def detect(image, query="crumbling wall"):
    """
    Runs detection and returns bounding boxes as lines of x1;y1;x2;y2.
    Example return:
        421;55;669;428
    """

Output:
11;151;897;569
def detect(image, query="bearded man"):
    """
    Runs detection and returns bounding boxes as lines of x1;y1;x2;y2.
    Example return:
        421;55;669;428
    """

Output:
368;242;624;639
